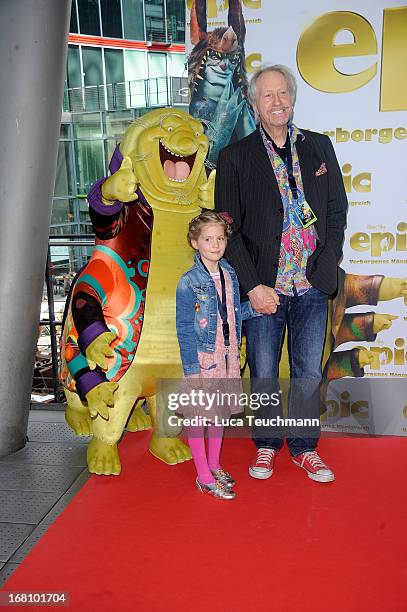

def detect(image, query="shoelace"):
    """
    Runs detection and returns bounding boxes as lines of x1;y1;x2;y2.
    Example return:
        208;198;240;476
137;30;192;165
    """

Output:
302;451;327;469
256;449;275;466
214;481;227;495
215;469;229;478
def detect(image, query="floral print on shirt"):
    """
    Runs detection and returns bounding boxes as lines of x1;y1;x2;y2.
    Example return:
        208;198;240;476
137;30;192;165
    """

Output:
261;123;317;296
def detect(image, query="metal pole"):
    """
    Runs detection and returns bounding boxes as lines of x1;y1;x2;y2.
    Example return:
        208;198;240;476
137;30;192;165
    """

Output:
164;0;168;43
45;249;60;401
0;0;72;457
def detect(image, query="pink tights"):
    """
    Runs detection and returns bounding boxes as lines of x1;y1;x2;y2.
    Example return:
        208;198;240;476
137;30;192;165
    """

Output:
186;425;224;484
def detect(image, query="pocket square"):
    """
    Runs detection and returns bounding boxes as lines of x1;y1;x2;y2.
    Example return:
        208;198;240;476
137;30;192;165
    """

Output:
315;162;327;176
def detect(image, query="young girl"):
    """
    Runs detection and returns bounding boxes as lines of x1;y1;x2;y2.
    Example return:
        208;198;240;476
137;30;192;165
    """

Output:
176;211;258;500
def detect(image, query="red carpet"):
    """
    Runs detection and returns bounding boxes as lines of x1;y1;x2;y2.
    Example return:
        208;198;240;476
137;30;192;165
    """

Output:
2;434;407;611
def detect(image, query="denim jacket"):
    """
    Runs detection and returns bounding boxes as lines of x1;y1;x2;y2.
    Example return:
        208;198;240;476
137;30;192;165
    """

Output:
176;252;260;375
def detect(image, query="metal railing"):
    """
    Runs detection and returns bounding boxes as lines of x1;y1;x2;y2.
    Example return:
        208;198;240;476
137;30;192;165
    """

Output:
64;77;188;113
34;235;95;403
145;17;173;44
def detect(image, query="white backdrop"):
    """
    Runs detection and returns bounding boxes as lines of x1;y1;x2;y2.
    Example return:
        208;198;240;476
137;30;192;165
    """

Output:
186;1;407;435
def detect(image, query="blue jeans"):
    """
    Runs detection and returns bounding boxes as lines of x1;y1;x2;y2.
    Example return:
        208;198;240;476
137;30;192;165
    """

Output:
245;286;328;457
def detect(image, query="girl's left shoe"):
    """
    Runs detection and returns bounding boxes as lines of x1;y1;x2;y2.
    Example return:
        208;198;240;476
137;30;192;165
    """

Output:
211;468;235;488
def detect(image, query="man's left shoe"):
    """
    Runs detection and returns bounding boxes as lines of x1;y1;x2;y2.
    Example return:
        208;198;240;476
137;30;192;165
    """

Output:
211;468;235;488
292;451;335;483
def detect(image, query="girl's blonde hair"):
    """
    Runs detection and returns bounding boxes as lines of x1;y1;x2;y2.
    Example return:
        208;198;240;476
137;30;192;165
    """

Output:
187;210;233;247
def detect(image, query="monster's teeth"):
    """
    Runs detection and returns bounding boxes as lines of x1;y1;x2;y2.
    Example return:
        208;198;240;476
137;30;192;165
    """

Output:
160;140;185;158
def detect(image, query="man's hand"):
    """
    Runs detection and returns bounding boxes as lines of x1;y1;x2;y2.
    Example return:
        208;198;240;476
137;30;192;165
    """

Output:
101;156;138;204
198;170;216;210
248;285;279;314
86;381;119;420
86;331;117;370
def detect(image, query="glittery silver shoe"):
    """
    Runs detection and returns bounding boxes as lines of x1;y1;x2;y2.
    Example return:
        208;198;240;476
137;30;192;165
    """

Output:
211;468;235;488
196;478;236;500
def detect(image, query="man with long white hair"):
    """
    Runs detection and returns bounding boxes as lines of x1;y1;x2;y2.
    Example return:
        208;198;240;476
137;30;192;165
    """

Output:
215;65;348;483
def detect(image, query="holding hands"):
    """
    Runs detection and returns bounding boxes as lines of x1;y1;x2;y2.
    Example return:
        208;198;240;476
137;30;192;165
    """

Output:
248;284;280;315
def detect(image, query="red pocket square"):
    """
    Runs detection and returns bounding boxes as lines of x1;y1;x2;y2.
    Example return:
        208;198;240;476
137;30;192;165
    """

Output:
315;162;327;176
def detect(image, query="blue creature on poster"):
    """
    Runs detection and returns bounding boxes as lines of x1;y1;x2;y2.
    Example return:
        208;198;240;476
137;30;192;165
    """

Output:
188;0;256;170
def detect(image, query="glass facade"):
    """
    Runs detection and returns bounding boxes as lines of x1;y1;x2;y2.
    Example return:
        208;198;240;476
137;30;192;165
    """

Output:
51;199;76;231
105;49;126;109
65;0;186;110
82;48;104;111
70;0;78;33
73;114;105;194
67;46;81;89
125;50;148;107
167;0;185;42
105;109;135;138
51;123;89;238
72;0;183;42
54;141;74;197
145;0;166;42
82;47;104;86
100;0;123;38
51;110;143;236
77;0;101;36
105;49;125;85
148;52;168;105
75;140;106;195
122;0;145;40
167;51;185;77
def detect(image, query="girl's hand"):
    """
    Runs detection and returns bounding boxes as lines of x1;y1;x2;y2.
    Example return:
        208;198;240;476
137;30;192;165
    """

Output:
184;373;203;393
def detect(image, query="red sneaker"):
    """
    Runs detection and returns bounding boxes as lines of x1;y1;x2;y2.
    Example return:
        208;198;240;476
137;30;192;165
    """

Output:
249;448;277;479
292;451;334;483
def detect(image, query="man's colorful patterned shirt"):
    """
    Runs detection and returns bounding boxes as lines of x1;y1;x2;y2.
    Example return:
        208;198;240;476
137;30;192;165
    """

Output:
261;123;317;296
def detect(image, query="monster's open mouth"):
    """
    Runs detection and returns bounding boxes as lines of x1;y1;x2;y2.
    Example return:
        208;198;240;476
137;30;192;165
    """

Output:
159;140;197;182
